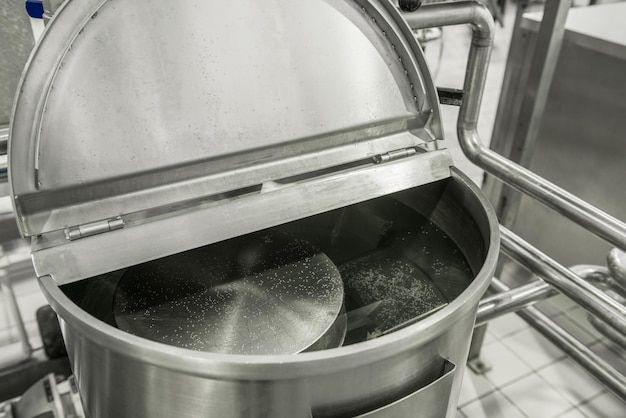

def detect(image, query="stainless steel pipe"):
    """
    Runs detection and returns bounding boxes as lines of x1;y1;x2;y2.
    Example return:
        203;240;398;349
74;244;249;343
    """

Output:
569;265;626;350
403;1;626;251
405;0;626;333
589;315;626;349
500;227;626;336
475;279;557;326
490;278;626;402
405;0;626;402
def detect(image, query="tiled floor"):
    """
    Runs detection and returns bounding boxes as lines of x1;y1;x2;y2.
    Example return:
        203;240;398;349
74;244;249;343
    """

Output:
1;2;626;417
457;298;626;417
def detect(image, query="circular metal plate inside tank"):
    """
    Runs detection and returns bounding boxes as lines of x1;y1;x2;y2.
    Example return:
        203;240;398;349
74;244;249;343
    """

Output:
112;231;345;355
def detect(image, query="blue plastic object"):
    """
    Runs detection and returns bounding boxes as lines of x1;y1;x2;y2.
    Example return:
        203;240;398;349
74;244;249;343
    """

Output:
25;0;44;19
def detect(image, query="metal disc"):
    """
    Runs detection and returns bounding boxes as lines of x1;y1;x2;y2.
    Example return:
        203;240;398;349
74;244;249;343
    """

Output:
113;231;344;355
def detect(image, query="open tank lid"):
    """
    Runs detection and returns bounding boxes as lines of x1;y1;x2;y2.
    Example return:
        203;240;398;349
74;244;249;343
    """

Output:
9;0;450;284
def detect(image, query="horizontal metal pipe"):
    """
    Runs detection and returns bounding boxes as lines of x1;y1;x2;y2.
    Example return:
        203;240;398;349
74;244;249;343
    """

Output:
500;226;626;336
471;143;626;251
403;1;494;42
476;279;557;326
490;278;626;402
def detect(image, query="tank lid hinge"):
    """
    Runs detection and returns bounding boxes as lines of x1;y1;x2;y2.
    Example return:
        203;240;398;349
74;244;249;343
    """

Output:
372;147;418;164
65;217;125;241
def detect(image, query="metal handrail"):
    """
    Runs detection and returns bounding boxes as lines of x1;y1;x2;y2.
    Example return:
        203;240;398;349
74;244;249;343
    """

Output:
500;227;626;335
404;1;626;252
403;0;626;331
403;0;626;401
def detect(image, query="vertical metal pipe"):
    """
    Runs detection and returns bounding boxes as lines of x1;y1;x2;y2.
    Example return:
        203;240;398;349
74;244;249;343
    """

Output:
490;278;626;402
402;1;494;158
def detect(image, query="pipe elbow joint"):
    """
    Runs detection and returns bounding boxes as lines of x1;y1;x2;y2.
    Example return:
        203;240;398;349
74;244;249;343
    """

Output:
469;1;495;46
457;125;483;163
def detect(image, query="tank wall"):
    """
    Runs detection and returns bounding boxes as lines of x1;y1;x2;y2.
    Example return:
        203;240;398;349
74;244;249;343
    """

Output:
45;172;498;418
59;304;478;418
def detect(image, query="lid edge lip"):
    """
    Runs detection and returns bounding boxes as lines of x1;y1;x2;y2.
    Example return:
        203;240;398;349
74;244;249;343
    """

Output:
372;0;443;140
9;0;108;237
30;150;453;284
18;127;434;237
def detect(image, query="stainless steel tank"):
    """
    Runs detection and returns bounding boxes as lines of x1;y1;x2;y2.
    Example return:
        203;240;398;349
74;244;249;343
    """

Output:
8;0;499;416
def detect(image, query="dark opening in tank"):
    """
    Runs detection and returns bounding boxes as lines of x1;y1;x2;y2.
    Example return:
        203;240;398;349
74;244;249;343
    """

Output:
61;177;486;354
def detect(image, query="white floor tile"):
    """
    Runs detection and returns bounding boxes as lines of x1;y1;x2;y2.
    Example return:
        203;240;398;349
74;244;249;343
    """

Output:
578;392;626;418
480;339;533;387
455;409;467;418
501;328;566;371
514;327;569;366
538;358;605;406
458;368;496;407
487;313;529;340
500;374;575;418
461;390;525;418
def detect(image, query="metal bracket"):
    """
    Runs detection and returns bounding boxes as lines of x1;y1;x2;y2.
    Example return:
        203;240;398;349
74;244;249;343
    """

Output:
467;357;492;375
436;87;464;107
